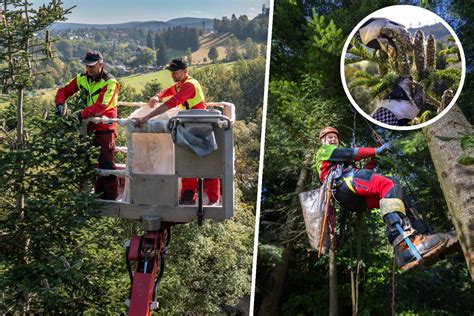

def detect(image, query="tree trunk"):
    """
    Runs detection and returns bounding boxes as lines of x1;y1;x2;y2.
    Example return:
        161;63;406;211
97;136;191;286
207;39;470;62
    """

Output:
258;155;312;315
426;104;474;280
329;235;338;316
16;88;25;223
258;244;292;316
16;87;30;314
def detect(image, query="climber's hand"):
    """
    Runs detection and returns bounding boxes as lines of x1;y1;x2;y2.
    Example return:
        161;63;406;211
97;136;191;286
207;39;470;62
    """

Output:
376;142;393;155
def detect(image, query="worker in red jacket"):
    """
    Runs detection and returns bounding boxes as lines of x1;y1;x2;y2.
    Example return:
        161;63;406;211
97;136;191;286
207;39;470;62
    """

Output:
314;126;458;272
55;50;119;200
134;58;220;205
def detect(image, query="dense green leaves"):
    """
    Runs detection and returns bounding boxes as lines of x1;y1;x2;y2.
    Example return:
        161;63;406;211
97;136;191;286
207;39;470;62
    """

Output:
1;2;261;313
258;0;473;314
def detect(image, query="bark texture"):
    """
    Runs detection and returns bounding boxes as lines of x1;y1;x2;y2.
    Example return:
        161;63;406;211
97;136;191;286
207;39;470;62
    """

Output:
426;105;474;280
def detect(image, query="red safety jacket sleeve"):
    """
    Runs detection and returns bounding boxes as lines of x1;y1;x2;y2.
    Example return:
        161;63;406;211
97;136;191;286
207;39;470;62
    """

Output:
55;77;79;105
157;85;177;100
80;81;119;119
163;82;196;109
354;147;376;161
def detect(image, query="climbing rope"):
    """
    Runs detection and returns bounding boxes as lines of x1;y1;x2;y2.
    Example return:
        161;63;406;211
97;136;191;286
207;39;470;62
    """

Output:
318;174;335;257
351;108;357;148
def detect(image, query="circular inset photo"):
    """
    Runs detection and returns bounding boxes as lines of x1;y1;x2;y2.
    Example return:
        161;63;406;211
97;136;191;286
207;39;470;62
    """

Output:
340;5;465;130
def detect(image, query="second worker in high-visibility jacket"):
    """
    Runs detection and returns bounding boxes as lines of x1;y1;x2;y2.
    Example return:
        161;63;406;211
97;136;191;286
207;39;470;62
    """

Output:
134;58;220;205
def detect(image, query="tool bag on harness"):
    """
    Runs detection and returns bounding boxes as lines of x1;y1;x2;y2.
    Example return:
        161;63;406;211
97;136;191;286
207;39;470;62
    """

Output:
299;168;338;255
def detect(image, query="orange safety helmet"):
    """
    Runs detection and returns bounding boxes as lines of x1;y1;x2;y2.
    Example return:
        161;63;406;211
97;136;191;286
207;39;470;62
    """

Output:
319;126;340;141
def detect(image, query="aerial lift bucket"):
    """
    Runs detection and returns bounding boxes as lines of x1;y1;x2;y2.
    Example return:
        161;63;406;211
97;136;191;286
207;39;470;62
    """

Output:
85;102;235;224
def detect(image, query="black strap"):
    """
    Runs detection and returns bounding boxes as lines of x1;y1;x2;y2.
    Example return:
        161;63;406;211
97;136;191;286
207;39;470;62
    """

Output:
94;130;114;135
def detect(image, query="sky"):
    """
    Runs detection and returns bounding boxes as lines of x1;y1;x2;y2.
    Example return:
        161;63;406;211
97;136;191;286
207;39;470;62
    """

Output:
369;5;446;28
30;0;269;24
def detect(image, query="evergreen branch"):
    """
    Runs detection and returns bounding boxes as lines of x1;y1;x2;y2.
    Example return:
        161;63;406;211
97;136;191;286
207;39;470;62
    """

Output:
370;80;391;97
345;56;363;64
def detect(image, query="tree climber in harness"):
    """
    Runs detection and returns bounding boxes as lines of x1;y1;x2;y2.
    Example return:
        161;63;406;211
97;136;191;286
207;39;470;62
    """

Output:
133;58;220;205
314;126;458;272
55;50;119;200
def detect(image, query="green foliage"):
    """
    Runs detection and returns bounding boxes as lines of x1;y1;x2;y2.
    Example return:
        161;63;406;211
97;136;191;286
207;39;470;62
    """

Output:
244;37;259;59
158;200;254;313
0;1;73;92
1;3;260;313
304;12;344;96
424;68;461;97
234;119;261;204
156;37;169;67
259;1;473;314
225;36;244;62
130;47;156;68
208;46;219;63
185;47;193;65
192;58;265;121
0;98;130;312
214;9;269;42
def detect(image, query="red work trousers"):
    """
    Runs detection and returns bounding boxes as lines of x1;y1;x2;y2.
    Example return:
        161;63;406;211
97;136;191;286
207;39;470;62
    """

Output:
181;178;220;203
92;131;118;200
351;172;399;209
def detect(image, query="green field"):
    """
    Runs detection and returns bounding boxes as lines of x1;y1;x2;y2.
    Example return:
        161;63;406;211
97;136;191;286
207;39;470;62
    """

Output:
18;70;174;104
121;69;174;92
3;62;231;105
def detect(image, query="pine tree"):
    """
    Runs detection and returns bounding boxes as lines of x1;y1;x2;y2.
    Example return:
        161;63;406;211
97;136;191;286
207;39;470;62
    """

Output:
208;46;219;63
156;38;169;67
186;47;193;65
146;30;154;49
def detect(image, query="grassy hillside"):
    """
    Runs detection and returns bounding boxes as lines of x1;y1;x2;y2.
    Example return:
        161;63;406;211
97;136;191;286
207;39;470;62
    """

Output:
23;61;237;105
121;70;174;92
191;32;231;64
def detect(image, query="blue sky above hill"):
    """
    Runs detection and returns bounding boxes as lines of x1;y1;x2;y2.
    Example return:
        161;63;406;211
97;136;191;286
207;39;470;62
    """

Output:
30;0;269;24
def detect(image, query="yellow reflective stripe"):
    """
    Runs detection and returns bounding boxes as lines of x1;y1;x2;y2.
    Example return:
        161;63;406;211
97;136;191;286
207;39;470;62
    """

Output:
102;81;118;110
76;74;118;109
184;76;205;108
344;177;357;193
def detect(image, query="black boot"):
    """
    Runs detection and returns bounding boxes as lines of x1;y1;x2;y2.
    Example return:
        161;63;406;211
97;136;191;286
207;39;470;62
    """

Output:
380;198;459;272
393;232;458;272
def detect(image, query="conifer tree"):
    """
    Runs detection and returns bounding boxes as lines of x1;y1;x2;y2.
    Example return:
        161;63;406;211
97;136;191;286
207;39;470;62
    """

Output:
208;46;219;63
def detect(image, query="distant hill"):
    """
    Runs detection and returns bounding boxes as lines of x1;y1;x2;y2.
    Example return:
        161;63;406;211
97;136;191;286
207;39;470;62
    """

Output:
166;17;214;29
408;22;451;43
50;18;213;31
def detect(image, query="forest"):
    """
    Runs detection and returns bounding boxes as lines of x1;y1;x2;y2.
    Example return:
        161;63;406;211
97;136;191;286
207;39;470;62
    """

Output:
24;9;268;90
213;5;270;42
0;0;265;313
257;0;473;315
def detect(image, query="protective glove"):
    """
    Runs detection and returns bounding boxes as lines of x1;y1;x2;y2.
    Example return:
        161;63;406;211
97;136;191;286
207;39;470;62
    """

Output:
375;142;393;155
55;104;66;116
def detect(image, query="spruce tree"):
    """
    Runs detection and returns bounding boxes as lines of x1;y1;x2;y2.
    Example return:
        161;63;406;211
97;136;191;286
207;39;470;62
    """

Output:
208;46;219;63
